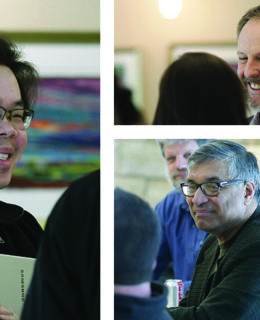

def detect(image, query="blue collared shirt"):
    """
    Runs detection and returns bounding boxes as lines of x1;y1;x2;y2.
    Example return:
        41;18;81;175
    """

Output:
152;190;208;293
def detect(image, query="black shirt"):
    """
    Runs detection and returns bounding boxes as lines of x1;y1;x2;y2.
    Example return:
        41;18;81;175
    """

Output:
0;201;43;258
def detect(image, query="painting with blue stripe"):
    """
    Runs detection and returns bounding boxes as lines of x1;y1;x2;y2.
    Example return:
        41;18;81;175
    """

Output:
11;78;100;187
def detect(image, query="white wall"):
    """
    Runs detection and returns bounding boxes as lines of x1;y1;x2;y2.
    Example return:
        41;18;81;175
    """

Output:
0;0;99;31
115;0;260;123
0;188;66;221
20;43;100;77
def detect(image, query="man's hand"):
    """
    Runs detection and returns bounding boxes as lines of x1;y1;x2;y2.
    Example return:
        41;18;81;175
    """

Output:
0;304;18;320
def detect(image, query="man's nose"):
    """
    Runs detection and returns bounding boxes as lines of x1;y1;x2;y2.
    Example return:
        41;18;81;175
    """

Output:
175;156;187;170
244;59;260;79
192;187;208;206
0;117;17;137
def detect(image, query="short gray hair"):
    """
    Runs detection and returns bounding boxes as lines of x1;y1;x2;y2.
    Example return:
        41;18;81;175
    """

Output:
188;140;260;201
157;139;209;158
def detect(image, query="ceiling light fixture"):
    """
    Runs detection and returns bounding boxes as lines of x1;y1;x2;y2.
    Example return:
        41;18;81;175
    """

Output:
158;0;183;19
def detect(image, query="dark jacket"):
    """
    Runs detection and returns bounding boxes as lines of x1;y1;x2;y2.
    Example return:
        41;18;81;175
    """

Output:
115;282;172;320
168;206;260;320
0;201;43;258
21;170;100;320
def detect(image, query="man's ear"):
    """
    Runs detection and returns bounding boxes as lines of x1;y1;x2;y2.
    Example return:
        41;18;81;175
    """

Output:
244;181;255;205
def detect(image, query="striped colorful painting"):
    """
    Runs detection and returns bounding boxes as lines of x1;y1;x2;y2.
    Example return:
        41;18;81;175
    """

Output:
11;78;100;187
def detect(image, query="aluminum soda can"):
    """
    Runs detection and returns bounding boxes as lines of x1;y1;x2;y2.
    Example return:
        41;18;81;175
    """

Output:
164;279;184;307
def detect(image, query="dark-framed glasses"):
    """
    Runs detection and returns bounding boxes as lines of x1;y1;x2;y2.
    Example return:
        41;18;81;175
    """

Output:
0;106;34;129
180;180;244;197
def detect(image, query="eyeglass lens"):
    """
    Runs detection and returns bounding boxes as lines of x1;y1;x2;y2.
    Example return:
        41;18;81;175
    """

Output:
0;108;33;129
183;182;219;196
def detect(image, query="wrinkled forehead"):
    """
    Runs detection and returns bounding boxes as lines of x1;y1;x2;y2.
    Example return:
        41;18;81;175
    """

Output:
238;18;260;52
163;140;199;156
188;160;230;183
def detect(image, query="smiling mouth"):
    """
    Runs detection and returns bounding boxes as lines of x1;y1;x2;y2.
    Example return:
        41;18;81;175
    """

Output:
0;153;9;161
249;82;260;90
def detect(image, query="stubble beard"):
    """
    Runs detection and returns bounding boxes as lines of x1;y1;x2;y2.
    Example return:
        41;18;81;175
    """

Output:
166;170;186;192
247;94;260;112
243;77;260;112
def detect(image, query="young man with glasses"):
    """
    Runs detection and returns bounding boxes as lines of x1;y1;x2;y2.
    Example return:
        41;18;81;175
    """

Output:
0;35;42;320
168;140;260;319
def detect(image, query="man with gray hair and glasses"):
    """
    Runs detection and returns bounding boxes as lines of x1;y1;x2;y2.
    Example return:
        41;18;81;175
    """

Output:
168;140;260;320
152;139;208;293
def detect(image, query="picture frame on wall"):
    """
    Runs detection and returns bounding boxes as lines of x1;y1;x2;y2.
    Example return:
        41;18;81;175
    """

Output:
170;43;237;71
6;32;100;188
114;49;143;110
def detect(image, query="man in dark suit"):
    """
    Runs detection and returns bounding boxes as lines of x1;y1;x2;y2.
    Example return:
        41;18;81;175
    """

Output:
168;140;260;320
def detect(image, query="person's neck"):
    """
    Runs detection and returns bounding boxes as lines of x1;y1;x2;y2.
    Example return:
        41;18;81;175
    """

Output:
114;282;152;298
249;111;260;125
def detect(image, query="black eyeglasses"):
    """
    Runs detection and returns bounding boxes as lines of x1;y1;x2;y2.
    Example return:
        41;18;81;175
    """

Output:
0;106;34;129
180;180;244;197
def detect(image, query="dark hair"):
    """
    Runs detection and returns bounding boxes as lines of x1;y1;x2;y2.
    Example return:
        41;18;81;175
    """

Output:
114;188;161;285
237;5;260;38
0;35;38;110
153;52;248;125
114;73;144;125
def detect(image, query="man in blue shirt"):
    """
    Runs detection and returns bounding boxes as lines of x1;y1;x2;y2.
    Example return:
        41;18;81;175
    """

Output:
152;139;208;293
